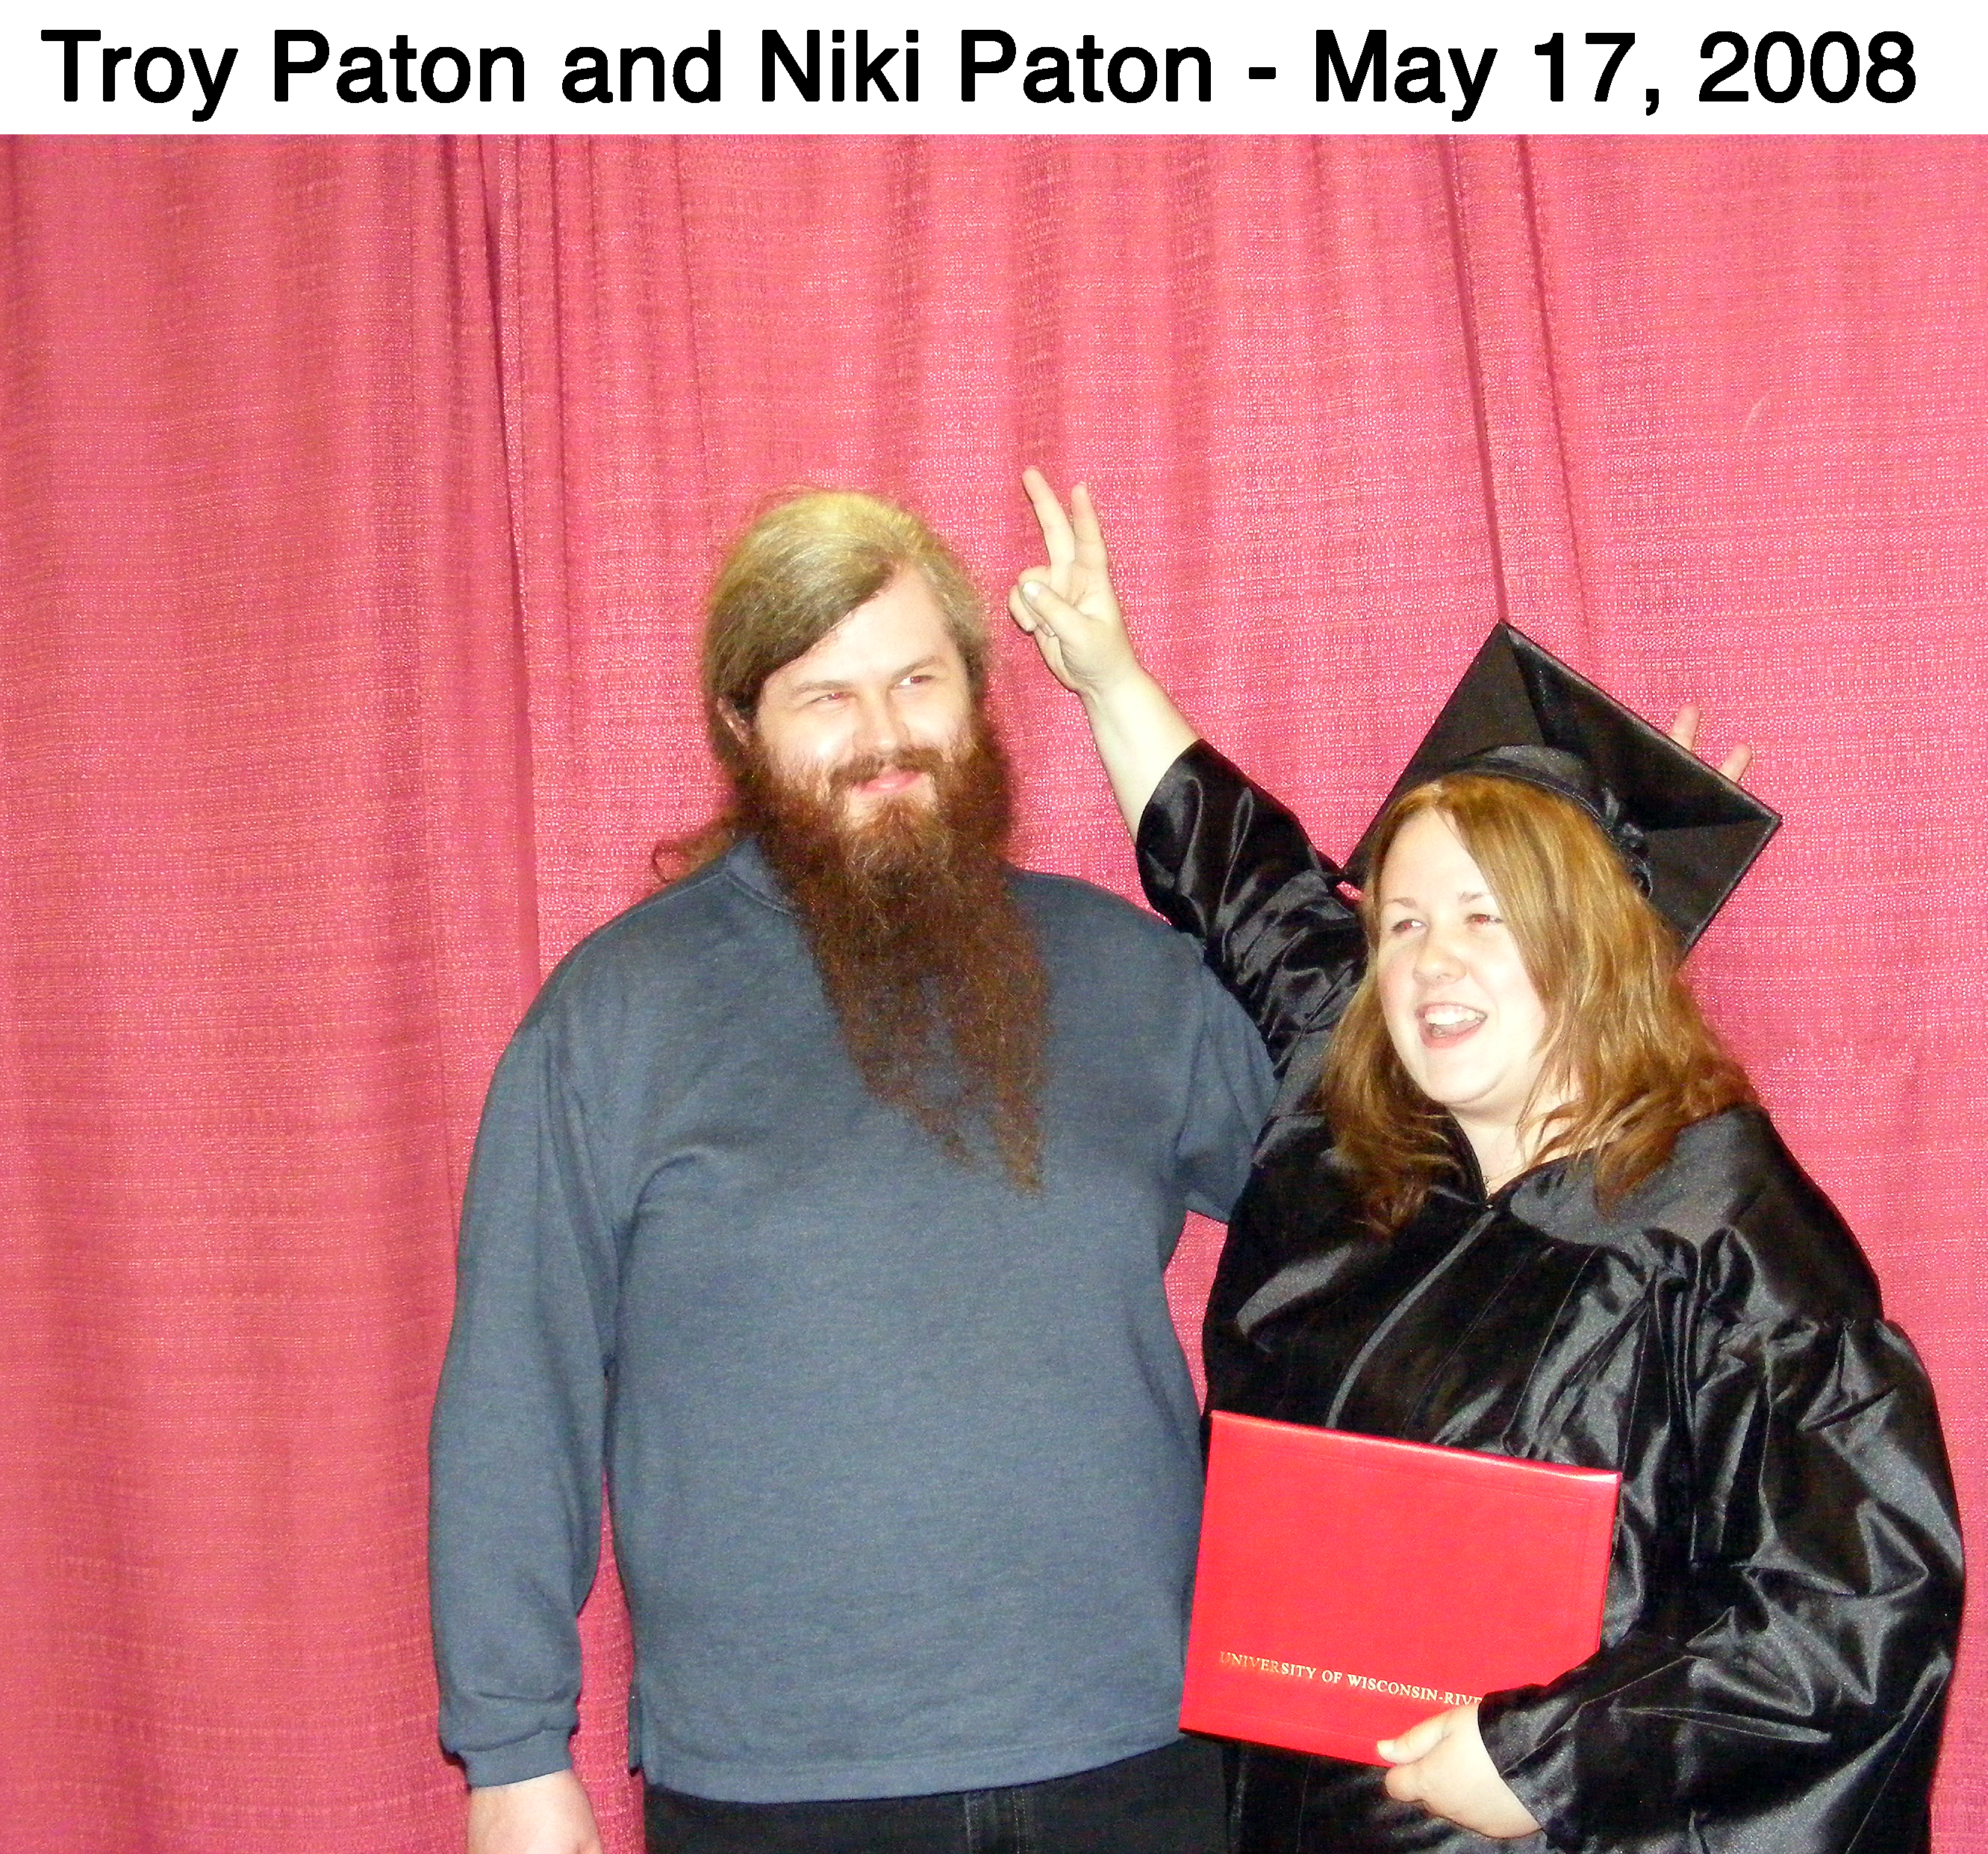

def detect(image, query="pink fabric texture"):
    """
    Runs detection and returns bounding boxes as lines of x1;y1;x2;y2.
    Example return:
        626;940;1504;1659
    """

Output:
3;135;1984;1851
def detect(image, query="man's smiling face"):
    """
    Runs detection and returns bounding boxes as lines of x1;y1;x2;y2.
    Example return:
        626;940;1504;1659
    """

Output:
749;569;975;831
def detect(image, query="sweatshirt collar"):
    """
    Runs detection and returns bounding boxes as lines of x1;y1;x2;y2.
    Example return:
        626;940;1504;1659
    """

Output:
720;834;795;915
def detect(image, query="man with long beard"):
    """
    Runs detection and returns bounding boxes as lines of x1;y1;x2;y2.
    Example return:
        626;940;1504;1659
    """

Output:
430;492;1274;1854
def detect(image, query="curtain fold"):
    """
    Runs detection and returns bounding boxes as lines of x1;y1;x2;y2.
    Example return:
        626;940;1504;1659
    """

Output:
4;134;1984;1852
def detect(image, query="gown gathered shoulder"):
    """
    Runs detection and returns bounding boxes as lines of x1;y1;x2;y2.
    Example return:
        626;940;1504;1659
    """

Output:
1137;740;1963;1854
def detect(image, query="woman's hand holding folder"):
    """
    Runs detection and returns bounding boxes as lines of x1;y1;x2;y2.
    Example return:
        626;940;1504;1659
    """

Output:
1380;1703;1540;1840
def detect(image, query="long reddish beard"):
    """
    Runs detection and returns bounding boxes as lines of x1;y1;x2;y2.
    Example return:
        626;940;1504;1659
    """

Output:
735;718;1049;1192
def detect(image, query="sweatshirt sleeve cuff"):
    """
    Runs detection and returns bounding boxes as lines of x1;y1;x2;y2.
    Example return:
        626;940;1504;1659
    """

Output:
460;1727;575;1790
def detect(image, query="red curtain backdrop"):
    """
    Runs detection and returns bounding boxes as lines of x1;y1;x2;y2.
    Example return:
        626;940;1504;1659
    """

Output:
4;134;1984;1852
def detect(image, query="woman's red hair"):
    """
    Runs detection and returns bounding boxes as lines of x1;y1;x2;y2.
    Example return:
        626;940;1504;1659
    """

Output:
1321;772;1753;1232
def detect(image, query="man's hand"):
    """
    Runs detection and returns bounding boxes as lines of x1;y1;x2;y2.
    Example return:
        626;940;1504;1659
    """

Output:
1667;703;1754;786
1008;469;1142;702
1379;1703;1541;1839
466;1770;604;1854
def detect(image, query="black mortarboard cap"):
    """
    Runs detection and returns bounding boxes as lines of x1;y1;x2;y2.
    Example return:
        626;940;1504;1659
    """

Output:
1345;623;1779;949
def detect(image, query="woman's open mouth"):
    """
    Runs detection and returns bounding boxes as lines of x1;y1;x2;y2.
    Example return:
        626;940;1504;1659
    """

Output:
1418;1002;1486;1045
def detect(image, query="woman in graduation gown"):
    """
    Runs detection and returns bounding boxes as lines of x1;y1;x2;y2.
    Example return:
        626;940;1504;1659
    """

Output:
1009;473;1961;1853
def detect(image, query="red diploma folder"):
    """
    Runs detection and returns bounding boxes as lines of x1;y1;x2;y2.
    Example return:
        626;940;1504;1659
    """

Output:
1182;1412;1620;1766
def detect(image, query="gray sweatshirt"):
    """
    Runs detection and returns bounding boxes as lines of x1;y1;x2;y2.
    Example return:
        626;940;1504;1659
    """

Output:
429;838;1274;1802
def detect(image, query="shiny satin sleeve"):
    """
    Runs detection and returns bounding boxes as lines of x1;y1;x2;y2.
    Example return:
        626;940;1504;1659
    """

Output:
1135;741;1366;1071
1477;1309;1963;1853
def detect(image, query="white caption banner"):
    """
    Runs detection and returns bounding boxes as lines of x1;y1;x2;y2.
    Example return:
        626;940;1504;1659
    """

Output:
3;3;1982;132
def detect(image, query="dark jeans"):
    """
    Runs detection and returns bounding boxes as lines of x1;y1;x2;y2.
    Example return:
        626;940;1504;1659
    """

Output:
644;1735;1227;1854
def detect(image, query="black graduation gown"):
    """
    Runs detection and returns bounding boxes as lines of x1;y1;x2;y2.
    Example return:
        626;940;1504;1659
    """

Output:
1138;742;1963;1854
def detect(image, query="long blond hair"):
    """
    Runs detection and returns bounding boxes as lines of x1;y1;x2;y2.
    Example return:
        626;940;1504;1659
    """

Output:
702;490;986;774
658;490;988;878
1321;773;1751;1232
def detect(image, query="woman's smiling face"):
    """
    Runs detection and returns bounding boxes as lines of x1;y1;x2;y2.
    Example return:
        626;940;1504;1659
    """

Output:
1373;807;1554;1151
